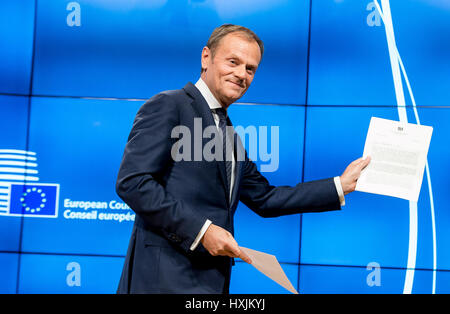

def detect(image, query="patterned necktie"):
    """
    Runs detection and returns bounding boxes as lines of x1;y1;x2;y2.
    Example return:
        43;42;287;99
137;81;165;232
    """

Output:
214;108;233;194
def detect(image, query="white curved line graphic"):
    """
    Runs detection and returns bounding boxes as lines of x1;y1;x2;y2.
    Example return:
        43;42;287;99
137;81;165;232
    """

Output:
377;0;416;294
375;0;437;294
425;162;437;294
0;167;38;174
0;154;37;161
397;45;437;295
404;201;418;294
0;174;39;181
0;149;36;155
0;160;38;167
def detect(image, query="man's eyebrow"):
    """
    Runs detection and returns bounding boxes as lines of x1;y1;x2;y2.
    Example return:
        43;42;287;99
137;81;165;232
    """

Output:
227;54;241;60
227;54;258;69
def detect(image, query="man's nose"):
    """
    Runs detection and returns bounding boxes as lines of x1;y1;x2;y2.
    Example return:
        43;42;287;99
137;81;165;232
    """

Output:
234;64;246;81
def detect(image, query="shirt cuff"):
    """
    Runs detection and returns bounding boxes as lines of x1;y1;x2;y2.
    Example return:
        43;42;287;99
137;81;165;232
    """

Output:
190;219;212;251
334;176;345;206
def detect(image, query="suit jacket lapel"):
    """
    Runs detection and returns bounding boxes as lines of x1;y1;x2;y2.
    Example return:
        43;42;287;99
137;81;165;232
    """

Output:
230;126;243;208
183;82;230;206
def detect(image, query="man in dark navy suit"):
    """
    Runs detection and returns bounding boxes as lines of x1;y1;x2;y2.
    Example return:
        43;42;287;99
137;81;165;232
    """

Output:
116;24;370;293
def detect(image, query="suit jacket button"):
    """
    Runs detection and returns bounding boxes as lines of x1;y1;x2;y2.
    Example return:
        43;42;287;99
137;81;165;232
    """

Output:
169;233;180;242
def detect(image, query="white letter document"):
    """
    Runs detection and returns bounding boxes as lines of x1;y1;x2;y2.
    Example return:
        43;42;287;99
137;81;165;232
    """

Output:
355;117;433;202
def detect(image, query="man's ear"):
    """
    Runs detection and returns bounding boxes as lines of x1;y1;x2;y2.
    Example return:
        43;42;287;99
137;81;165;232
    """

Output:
201;46;211;72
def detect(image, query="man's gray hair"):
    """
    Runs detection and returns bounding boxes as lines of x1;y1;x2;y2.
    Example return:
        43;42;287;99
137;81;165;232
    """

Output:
201;24;264;74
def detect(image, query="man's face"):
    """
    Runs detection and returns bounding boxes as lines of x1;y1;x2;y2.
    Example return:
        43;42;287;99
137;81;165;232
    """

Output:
201;33;261;108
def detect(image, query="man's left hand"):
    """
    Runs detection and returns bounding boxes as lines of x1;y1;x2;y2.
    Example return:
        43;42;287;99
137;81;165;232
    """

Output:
339;156;371;195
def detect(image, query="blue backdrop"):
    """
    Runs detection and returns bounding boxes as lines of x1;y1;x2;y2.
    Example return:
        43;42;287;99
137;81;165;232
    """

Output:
0;0;449;294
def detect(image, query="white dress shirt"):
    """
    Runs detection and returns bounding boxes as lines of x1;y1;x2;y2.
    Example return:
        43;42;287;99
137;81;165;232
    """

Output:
189;78;345;251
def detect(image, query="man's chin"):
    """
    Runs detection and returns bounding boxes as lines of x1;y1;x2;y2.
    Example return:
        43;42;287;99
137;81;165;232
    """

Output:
224;91;246;104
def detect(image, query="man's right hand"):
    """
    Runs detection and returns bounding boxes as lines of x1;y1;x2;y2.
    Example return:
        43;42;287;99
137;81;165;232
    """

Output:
201;223;252;264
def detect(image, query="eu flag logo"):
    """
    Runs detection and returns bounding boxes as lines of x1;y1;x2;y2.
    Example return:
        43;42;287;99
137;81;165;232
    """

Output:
9;183;59;218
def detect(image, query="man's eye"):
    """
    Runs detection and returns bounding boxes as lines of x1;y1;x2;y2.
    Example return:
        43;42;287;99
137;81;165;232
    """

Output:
230;60;236;65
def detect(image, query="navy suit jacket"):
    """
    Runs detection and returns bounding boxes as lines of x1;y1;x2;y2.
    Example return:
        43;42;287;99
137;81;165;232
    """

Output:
116;82;341;294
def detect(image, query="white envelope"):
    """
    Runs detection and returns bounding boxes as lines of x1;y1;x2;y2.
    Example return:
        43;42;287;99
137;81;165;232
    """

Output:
240;246;298;294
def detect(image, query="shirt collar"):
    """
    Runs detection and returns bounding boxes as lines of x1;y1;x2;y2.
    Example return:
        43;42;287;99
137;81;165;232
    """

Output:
195;78;223;110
